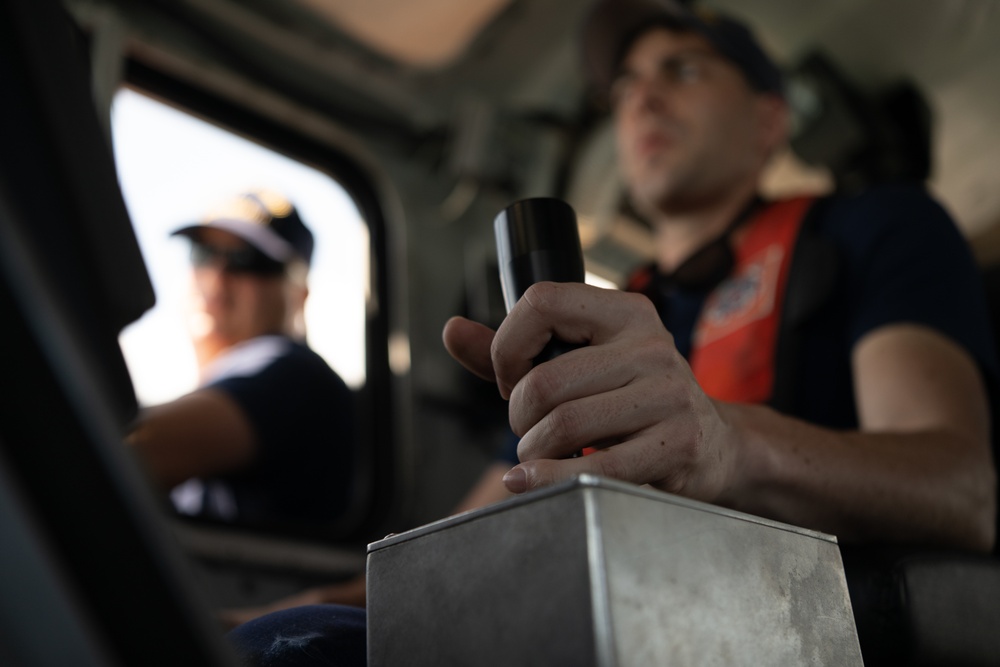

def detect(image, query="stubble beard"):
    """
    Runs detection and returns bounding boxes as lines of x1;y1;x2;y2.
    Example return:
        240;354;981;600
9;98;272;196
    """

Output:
627;160;713;222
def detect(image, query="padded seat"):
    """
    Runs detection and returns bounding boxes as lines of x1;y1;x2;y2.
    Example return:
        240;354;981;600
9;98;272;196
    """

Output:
842;545;1000;667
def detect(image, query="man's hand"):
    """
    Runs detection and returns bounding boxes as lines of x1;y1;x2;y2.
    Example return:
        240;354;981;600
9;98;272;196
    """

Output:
444;281;740;503
443;281;996;550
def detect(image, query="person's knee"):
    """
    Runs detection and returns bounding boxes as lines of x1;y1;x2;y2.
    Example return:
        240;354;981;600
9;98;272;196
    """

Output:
227;604;367;666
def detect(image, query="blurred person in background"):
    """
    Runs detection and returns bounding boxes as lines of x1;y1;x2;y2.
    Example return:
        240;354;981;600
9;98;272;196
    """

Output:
128;189;357;530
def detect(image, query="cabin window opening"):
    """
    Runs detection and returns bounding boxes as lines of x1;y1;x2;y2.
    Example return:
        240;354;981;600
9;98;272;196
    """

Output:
111;87;369;407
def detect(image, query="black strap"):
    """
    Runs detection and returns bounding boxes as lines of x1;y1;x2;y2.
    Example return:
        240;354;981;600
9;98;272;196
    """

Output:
658;195;764;292
769;195;840;414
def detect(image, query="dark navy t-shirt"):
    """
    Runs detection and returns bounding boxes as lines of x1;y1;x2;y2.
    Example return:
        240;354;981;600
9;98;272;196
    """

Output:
171;336;357;528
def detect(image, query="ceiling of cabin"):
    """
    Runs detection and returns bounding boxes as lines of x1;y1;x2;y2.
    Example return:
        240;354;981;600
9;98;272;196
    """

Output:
74;0;1000;259
305;0;1000;241
293;0;512;68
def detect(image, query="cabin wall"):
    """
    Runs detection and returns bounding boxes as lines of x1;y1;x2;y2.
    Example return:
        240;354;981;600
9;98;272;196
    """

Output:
362;116;573;528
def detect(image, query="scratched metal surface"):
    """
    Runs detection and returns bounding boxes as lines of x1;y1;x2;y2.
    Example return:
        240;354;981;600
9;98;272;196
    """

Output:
367;475;863;666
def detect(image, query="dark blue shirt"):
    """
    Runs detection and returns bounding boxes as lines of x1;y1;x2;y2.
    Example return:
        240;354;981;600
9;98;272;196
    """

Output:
666;184;998;428
172;336;356;529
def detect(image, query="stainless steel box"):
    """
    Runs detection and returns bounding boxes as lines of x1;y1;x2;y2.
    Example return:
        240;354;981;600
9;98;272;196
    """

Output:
367;475;863;666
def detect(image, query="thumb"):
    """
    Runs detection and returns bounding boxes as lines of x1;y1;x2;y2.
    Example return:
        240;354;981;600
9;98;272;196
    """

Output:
442;316;498;383
502;457;594;494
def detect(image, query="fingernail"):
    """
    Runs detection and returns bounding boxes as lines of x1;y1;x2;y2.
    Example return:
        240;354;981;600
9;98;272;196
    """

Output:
503;467;527;494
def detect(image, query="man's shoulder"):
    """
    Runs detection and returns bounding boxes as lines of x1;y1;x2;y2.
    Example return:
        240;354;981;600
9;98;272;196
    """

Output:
203;336;342;384
271;339;352;393
791;183;960;254
201;335;294;384
818;183;951;228
204;335;351;407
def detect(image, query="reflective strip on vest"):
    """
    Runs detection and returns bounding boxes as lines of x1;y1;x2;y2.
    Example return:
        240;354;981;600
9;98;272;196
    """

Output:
691;196;815;403
628;196;816;404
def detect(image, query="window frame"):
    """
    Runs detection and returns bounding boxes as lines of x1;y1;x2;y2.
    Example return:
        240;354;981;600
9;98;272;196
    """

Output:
121;58;397;542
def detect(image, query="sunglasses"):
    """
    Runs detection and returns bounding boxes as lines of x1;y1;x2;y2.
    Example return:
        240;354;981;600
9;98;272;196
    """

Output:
190;242;286;276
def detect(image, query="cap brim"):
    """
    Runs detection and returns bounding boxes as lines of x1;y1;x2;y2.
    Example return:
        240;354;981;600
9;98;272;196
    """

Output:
171;218;295;263
582;0;784;98
582;0;694;93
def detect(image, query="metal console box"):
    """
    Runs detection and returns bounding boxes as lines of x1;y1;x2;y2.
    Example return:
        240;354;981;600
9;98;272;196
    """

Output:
367;475;863;666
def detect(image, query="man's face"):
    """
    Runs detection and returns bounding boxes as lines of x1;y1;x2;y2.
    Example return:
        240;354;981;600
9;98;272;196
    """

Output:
611;28;783;217
186;228;299;347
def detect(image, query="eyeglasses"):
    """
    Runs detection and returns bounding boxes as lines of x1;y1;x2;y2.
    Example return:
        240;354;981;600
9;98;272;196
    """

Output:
190;242;286;276
610;49;721;110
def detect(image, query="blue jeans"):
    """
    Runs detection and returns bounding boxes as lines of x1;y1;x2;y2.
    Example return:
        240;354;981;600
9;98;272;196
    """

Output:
227;604;367;666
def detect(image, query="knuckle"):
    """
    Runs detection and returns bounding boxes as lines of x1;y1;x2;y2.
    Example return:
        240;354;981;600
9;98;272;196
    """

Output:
625;292;665;326
627;334;676;374
624;290;656;314
521;363;559;404
489;339;510;390
523;461;564;492
634;344;661;371
508;405;528;439
546;401;584;444
593;448;630;482
644;371;673;398
490;330;511;371
675;388;698;415
515;435;533;461
521;281;561;314
658;471;689;496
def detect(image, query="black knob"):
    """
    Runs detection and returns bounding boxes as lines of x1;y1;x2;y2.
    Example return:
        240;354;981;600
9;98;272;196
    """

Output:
494;197;585;364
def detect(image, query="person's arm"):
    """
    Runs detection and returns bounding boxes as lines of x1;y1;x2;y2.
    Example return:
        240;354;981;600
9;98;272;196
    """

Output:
217;574;368;630
216;451;514;627
720;323;993;549
443;282;997;552
127;388;257;489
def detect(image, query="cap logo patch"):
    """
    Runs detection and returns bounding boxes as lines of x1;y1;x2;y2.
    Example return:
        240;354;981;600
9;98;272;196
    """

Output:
253;189;294;219
203;197;270;226
201;189;293;227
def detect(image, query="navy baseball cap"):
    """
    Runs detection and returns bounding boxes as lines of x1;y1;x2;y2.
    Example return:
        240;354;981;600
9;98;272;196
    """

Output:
172;189;314;266
582;0;784;98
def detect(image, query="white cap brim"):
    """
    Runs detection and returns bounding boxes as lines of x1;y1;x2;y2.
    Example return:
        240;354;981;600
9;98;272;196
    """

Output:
171;217;295;263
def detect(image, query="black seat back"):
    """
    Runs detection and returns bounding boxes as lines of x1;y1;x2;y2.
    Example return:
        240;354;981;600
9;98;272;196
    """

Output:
0;1;238;664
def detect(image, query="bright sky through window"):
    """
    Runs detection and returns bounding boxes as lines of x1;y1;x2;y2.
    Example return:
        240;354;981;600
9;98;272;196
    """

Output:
112;88;368;406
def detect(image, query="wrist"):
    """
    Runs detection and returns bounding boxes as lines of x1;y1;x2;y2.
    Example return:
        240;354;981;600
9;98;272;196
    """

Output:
711;401;772;510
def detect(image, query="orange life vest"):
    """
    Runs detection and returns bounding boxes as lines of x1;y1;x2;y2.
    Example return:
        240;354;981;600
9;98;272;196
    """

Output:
628;196;818;404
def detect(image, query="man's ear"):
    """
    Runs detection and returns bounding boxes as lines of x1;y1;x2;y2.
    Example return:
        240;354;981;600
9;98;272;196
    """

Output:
293;284;309;315
287;283;310;339
756;93;790;157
